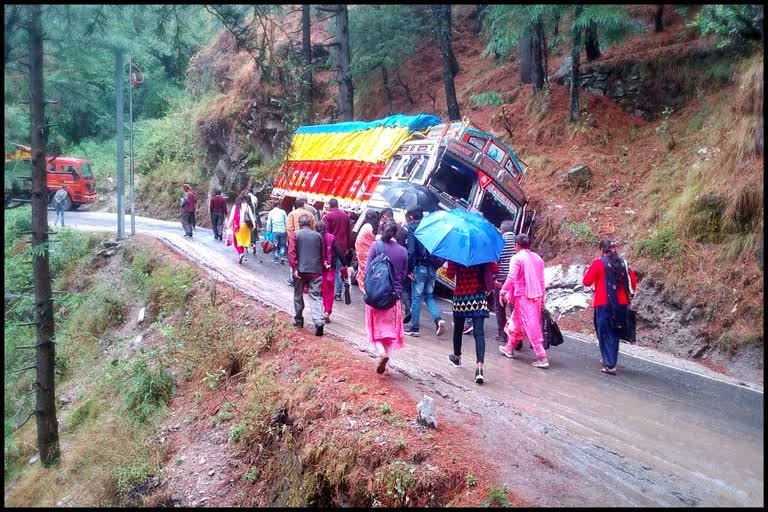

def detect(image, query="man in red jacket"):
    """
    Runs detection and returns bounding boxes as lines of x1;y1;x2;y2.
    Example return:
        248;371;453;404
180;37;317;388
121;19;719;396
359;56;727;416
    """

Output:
180;184;196;238
321;198;352;301
583;239;638;376
209;189;228;241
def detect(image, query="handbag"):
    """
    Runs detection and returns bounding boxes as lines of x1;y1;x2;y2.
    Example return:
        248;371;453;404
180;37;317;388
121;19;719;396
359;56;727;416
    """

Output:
261;239;276;254
225;229;233;247
542;308;564;349
619;307;637;344
243;208;255;230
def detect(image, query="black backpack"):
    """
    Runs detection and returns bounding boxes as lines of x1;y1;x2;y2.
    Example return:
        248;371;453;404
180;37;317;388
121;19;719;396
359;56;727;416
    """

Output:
364;241;398;310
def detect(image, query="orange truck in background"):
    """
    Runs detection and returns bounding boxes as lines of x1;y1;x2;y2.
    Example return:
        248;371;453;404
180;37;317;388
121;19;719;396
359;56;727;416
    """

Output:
4;142;98;210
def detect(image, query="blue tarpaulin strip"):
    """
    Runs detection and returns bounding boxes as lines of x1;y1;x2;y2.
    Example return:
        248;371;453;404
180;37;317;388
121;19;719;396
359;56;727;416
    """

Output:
295;114;443;135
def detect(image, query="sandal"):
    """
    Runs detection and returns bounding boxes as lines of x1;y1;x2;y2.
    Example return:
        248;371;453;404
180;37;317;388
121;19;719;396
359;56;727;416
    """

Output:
601;367;617;376
376;356;389;374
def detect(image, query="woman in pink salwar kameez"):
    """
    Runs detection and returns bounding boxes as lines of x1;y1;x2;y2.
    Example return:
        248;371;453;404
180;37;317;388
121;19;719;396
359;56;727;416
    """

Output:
354;209;380;292
364;222;407;374
499;234;549;368
316;221;348;323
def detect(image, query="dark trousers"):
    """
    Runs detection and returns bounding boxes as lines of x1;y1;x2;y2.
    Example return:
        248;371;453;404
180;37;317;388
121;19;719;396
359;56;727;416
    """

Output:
181;211;194;236
492;285;508;341
211;212;224;239
401;278;412;320
452;314;486;364
595;306;620;369
293;274;324;328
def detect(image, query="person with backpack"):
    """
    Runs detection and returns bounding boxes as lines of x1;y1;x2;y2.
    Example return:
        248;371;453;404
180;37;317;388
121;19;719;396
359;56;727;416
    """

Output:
180;183;196;237
355;209;380;292
403;207;447;337
583;239;637;376
226;193;255;264
446;259;498;384
364;221;407;375
247;186;262;252
209;188;228;241
499;234;548;368
380;207;411;322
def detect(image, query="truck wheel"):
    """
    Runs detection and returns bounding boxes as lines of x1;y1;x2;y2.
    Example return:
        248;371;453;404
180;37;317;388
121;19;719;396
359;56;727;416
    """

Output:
71;202;81;210
63;194;73;211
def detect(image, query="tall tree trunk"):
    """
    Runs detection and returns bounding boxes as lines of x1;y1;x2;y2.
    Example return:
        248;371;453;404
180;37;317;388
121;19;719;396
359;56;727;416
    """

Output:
382;67;393;115
445;5;460;76
395;70;414;105
654;4;664;33
469;4;487;36
530;27;544;91
584;21;601;62
539;18;549;86
570;6;583;123
29;3;60;467
433;5;461;120
553;13;560;38
301;4;313;124
335;4;353;121
518;31;533;84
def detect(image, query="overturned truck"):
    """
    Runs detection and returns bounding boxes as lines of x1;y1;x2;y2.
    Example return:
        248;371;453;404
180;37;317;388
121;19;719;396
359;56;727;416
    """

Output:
270;114;535;287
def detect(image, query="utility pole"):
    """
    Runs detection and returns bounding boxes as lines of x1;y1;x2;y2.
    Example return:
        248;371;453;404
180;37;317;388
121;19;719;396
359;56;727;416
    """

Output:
115;48;125;240
129;54;135;236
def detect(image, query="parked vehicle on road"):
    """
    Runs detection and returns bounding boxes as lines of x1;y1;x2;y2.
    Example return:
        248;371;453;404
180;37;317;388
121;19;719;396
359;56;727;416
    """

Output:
4;142;99;210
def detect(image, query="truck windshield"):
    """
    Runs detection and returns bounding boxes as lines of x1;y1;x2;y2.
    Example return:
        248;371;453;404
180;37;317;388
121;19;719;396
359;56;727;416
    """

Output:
429;158;477;206
80;163;94;178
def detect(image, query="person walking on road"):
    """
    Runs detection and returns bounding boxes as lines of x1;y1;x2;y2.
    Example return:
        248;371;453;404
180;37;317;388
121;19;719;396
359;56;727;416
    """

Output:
355;209;380;293
322;198;352;301
299;194;321;223
53;186;68;227
493;221;517;344
209;188;228;241
316;221;348;323
499;234;548;368
583;239;637;376
226;193;255;264
288;214;326;336
365;221;408;374
446;259;498;384
266;200;288;264
403;207;446;337
247;185;262;252
286;198;317;285
180;183;196;237
380;207;411;321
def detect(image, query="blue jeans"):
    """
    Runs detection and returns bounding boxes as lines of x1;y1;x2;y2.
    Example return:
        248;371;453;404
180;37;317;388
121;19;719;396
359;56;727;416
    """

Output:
409;265;442;331
55;203;65;226
595;306;620;369
272;232;287;262
334;257;343;296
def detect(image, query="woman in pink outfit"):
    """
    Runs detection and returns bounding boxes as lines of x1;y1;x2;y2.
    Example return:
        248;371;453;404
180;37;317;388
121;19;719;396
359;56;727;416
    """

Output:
364;222;407;374
499;234;549;368
354;209;380;292
316;221;348;323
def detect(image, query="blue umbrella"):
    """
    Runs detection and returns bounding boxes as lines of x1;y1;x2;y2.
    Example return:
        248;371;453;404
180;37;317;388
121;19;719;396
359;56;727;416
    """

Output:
414;209;504;267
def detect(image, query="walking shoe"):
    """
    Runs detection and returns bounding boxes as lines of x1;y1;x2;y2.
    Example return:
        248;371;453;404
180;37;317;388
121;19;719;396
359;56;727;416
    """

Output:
324;312;331;323
314;325;324;336
475;368;484;384
335;293;342;301
238;253;245;264
532;357;550;369
463;324;473;335
293;320;303;328
376;356;389;374
448;354;462;367
499;345;515;358
404;326;420;337
435;319;447;336
402;312;412;325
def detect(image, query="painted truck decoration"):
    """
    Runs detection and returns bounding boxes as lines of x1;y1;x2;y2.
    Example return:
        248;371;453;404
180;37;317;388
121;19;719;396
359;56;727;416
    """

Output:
271;114;535;288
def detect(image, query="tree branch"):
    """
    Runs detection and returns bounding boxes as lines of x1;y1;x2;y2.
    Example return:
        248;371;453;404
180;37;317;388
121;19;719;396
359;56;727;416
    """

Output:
13;411;38;433
12;365;37;374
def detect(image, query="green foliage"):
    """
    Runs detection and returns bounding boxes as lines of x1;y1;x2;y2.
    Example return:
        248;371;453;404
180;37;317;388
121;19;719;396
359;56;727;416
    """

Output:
564;222;598;244
685;195;724;243
114;459;153;495
115;354;175;424
379;460;416;506
482;486;510;507
242;467;260;483
66;283;128;343
202;367;226;390
147;263;197;313
702;61;735;85
689;5;763;48
466;472;478;488
483;5;564;60
575;5;645;47
655;106;675;146
49;227;100;277
228;420;249;444
381;402;392;415
349;5;431;81
636;228;681;259
66;399;105;433
470;91;504;107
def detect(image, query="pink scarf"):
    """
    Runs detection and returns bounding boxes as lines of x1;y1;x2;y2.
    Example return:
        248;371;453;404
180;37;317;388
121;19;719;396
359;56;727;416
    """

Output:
519;249;545;299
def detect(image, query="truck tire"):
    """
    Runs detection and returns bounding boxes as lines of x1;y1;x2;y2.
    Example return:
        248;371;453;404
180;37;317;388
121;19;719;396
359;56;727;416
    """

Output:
71;202;82;210
63;194;73;211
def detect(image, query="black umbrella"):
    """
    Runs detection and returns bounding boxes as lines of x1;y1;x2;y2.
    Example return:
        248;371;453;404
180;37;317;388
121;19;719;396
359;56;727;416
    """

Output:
378;182;442;212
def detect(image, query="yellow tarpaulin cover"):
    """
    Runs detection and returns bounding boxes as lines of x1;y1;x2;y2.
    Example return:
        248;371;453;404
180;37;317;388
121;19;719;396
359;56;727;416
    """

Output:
287;126;413;164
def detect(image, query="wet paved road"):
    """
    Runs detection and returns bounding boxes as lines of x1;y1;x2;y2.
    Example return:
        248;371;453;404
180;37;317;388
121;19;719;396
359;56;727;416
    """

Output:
56;211;764;507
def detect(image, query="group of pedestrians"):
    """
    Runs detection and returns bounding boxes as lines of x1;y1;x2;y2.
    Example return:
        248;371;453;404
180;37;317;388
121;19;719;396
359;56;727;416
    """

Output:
184;186;638;382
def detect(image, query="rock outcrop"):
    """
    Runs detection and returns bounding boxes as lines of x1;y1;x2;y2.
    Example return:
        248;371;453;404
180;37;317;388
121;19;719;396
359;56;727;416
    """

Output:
544;264;592;316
